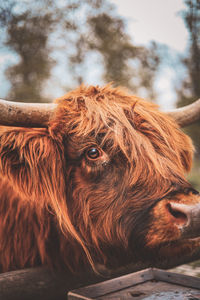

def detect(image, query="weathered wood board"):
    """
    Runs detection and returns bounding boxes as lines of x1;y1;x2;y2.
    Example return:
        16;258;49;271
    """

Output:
68;268;200;299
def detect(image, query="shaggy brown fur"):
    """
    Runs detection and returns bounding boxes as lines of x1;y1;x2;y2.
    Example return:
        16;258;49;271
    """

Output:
0;84;199;273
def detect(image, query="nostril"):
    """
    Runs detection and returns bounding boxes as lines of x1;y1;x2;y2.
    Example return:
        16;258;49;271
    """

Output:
166;203;188;226
166;202;200;238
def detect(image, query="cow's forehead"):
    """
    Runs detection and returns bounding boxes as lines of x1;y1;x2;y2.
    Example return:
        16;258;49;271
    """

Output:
53;84;159;138
53;86;150;157
55;84;157;115
50;85;193;176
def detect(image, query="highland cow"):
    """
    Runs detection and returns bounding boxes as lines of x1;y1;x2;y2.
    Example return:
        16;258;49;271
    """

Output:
0;84;200;274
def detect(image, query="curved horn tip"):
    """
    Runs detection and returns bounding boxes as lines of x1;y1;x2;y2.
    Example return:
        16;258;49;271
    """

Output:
166;98;200;127
0;99;57;127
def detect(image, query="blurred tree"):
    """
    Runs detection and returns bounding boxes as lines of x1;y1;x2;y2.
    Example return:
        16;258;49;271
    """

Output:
0;0;161;102
68;0;160;99
4;13;54;102
87;14;160;99
176;0;200;155
0;1;56;102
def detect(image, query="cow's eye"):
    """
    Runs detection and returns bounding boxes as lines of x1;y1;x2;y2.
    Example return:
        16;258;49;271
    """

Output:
86;147;101;159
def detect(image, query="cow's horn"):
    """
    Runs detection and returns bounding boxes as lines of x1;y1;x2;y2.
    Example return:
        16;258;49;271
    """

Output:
0;99;57;127
1;97;200;128
166;99;200;127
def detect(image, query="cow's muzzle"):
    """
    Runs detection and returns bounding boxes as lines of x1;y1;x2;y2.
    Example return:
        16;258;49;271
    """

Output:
167;201;200;239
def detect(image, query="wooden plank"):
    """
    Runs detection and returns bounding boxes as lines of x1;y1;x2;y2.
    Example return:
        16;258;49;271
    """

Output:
97;281;200;300
67;293;93;300
153;268;200;290
68;268;154;299
68;268;200;300
1;249;200;300
0;267;104;300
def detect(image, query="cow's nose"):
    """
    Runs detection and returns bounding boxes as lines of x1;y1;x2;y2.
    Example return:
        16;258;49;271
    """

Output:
167;202;200;238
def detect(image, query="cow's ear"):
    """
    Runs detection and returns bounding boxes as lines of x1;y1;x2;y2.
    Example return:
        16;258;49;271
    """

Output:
0;127;66;209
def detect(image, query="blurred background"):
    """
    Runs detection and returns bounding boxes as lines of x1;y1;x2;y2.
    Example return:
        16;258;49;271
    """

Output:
0;0;199;273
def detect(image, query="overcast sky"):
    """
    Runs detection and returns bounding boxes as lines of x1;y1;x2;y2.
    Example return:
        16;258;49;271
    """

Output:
0;0;188;108
110;0;189;108
110;0;188;52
